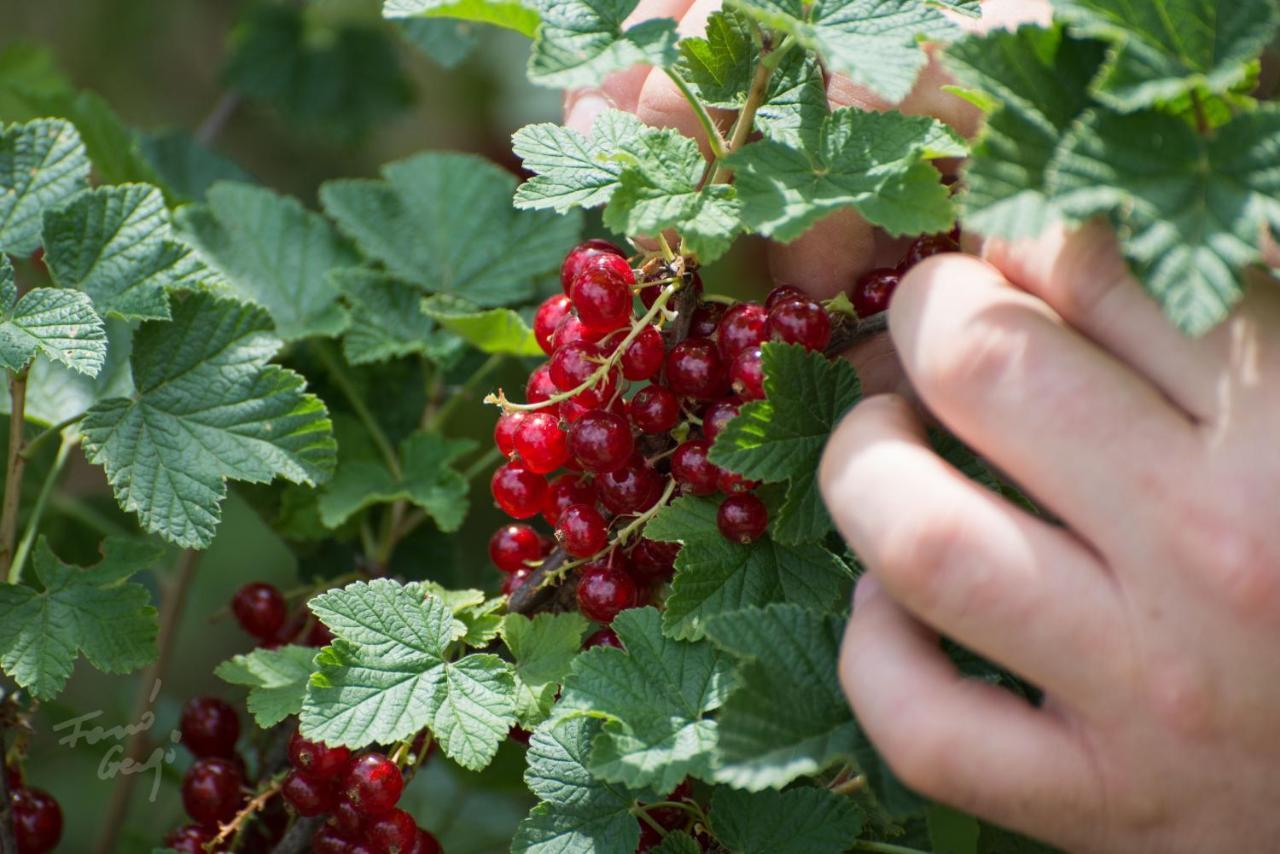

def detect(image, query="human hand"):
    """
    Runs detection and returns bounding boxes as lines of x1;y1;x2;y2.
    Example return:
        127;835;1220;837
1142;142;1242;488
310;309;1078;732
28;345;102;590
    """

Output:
820;222;1280;852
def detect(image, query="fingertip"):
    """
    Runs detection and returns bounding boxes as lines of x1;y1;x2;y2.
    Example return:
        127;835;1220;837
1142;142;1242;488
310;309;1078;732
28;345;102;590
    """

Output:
563;90;613;135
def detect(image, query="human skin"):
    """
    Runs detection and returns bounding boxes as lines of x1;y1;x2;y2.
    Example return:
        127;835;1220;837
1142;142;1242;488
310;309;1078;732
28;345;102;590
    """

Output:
566;1;1280;850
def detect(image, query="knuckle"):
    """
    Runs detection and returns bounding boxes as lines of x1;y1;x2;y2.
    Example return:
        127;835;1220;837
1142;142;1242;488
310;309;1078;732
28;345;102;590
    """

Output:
875;508;987;617
1173;496;1280;622
914;318;1025;405
1142;655;1219;740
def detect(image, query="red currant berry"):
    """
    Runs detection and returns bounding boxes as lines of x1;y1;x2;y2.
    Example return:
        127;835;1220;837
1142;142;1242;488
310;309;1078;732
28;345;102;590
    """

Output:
509;725;533;745
502;567;532;597
307;620;334;647
576;561;639;623
367;808;418;854
628;538;680;584
288;729;353;779
494;411;526;458
411;829;443;854
765;284;805;310
717;469;760;495
665;339;729;400
627;385;677;434
344;753;404;817
553;313;605;350
597;460;663;515
514;411;569;474
491;461;548;519
525;364;559;409
647;780;695;831
163;823;216;854
549;341;603;392
231;582;286;641
181;757;243;826
671;440;720;496
282;769;339;817
731;346;765;400
701;397;740;442
311;823;357;854
329;798;365;836
568;410;634;473
556;503;609;558
766;297;830;351
717;493;768;543
489;524;543;573
560;387;611;423
11;788;61;854
561;239;626;295
541;474;597;526
717;303;768;361
621;325;664;381
179;696;240;759
534;295;573;355
583;626;622;649
851;267;900;317
571;255;635;332
898;232;958;270
687;301;726;338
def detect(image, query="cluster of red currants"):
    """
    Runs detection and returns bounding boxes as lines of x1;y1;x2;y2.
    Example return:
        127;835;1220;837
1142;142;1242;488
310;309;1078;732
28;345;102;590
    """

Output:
850;229;961;318
6;767;62;854
283;735;440;854
487;239;838;629
231;581;333;649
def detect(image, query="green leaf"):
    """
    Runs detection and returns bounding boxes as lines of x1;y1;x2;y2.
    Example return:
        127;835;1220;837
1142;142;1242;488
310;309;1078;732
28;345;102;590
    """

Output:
1047;106;1280;334
397;19;481;68
318;430;475;531
928;804;981;854
554;607;733;792
0;255;105;376
0;119;89;255
81;292;338;549
945;25;1107;240
421;295;544;356
215;644;318;728
644;495;851;640
333;269;457;366
527;0;680;88
137;129;254;203
709;786;864;853
177;182;355;341
730;0;954;102
224;3;412;143
1055;0;1280;111
501;612;589;727
710;343;860;543
513;109;648;213
650;832;701;854
43;183;209;322
754;52;829;147
603;130;743;263
705;604;862;790
384;0;542;38
512;718;641;854
7;318;133;427
321;152;581;307
0;537;162;700
677;9;758;109
301;581;517;770
730;108;956;242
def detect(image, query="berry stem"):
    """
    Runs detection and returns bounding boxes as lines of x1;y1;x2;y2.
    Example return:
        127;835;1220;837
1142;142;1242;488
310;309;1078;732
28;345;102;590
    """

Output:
612;478;677;546
427;353;505;431
714;30;796;183
8;433;72;585
311;341;402;479
17;412;80;461
209;773;285;850
630;803;671;839
0;369;29;580
663;68;728;160
849;842;931;854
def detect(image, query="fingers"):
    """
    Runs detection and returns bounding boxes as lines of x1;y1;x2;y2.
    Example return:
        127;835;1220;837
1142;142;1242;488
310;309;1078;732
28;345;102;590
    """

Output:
888;253;1199;547
767;210;878;299
821;395;1129;700
841;574;1101;845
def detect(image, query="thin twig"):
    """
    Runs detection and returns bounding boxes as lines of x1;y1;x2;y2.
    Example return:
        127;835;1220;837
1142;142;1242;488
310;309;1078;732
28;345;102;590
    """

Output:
94;549;202;854
824;312;889;357
713;33;796;183
0;371;29;581
18;414;79;461
311;342;401;478
9;435;72;585
428;354;504;432
663;68;728;160
195;92;242;146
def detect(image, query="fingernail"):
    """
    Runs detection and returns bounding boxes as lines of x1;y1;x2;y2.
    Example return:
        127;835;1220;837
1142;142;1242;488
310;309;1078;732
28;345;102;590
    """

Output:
853;573;881;610
564;92;612;135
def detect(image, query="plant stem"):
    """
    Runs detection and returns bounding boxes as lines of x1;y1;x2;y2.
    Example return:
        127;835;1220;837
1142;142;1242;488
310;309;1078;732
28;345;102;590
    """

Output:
462;446;502;482
94;549;202;854
850;841;930;854
211;775;286;850
1190;88;1209;134
0;370;29;580
19;414;80;461
311;342;401;478
713;33;796;183
429;353;504;431
196;92;241;146
663;68;728;160
8;435;71;584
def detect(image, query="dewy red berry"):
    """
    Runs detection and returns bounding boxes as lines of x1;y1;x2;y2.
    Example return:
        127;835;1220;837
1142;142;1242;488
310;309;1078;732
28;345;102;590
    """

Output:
666;339;729;400
621;325;665;381
576;561;639;623
329;798;365;836
163;824;216;854
717;469;759;495
731;346;765;400
413;828;444;854
181;757;244;826
542;474;597;526
514;410;569;474
672;440;720;496
583;626;622;649
568;410;634;473
560;239;626;295
11;787;62;854
717;303;767;361
489;524;543;572
491;461;548;519
231;581;286;641
502;567;532;596
570;254;634;332
534;294;572;355
494;411;526;458
549;340;603;392
525;364;559;407
597;460;663;514
367;808;418;854
344;753;404;816
628;538;680;583
766;297;831;351
688;302;725;338
899;231;958;270
702;397;740;442
765;284;805;310
179;696;240;758
851;267;900;317
282;769;339;816
628;385;680;434
556;503;609;557
717;493;769;543
553;313;604;350
288;729;353;779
